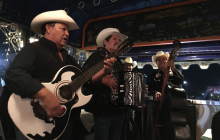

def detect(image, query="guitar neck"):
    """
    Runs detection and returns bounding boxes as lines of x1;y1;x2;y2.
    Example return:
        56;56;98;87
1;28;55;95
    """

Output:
69;38;133;90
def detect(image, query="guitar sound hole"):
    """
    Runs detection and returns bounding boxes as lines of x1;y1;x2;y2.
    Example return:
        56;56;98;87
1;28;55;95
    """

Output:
59;85;73;100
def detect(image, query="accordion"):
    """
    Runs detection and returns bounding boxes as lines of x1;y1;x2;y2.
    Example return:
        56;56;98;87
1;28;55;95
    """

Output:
110;71;147;108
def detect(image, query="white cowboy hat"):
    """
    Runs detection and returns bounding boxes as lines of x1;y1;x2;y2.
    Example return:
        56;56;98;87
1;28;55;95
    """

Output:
31;10;79;34
121;57;137;68
96;28;127;47
152;51;169;66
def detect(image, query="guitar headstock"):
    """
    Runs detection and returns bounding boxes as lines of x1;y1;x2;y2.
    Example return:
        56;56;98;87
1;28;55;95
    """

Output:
170;40;181;61
104;37;133;60
115;37;134;56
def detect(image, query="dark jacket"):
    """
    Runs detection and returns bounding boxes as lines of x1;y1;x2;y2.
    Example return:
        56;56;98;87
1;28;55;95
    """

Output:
0;37;83;139
148;69;184;129
148;69;184;97
0;37;82;121
82;47;124;116
4;37;81;98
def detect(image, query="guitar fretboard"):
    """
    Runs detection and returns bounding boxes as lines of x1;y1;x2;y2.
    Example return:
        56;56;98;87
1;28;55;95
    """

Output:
68;38;133;93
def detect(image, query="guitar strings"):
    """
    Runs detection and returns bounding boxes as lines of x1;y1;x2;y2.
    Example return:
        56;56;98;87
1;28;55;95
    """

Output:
58;56;108;98
60;42;132;98
60;45;131;98
59;40;132;100
60;50;118;98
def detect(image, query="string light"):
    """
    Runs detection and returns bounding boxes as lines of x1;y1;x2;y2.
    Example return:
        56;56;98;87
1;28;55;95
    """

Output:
20;40;24;48
0;24;24;54
29;33;41;43
29;37;39;43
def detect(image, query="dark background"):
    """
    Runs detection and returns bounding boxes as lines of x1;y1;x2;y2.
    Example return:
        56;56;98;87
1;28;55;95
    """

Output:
134;63;220;99
84;0;220;47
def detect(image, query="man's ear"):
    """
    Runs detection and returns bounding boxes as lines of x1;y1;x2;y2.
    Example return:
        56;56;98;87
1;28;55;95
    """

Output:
45;24;52;34
104;40;108;46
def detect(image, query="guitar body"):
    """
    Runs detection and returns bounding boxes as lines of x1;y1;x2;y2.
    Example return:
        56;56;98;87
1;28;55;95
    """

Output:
155;40;191;140
8;65;92;140
7;37;134;140
156;87;191;140
170;87;191;140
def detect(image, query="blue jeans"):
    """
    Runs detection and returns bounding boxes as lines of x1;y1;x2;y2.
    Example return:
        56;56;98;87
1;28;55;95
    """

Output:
93;111;125;140
127;109;140;140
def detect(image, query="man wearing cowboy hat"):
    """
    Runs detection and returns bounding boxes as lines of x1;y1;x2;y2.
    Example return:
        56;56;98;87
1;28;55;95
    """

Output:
148;51;184;140
82;28;127;140
0;10;116;140
121;57;138;140
121;57;137;71
121;57;150;140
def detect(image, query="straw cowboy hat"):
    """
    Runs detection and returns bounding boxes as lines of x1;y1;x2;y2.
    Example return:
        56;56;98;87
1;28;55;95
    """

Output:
121;57;137;68
96;28;127;47
31;10;79;34
152;51;169;66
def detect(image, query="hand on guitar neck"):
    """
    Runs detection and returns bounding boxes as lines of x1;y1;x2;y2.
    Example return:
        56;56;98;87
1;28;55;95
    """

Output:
160;60;176;73
91;57;117;83
33;88;62;118
103;58;117;73
165;60;176;72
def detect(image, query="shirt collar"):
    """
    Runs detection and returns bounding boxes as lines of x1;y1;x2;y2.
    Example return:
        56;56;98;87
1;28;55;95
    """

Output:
97;47;110;55
39;37;67;54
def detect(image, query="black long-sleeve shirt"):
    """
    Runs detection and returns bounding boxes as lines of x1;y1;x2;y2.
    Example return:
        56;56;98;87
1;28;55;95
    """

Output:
4;37;81;98
82;47;124;116
148;69;184;127
1;37;82;120
148;69;184;96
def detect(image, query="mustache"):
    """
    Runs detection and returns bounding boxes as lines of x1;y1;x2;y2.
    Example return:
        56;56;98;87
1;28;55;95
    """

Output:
114;43;120;48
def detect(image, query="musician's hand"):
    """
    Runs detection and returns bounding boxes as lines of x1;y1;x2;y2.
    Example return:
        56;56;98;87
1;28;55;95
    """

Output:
91;57;116;83
167;60;176;71
102;73;118;92
145;85;148;93
103;57;117;74
43;93;62;118
34;88;61;118
154;92;162;101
